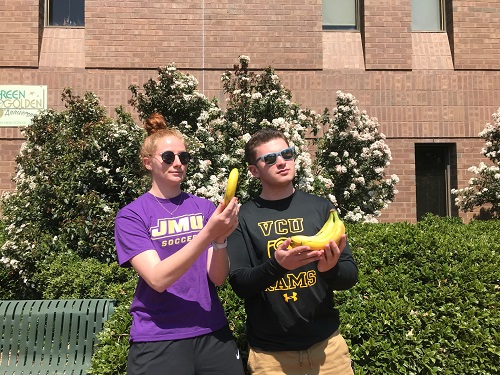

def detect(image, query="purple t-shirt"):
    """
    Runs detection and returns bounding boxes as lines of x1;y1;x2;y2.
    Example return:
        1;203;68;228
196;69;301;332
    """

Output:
115;192;228;342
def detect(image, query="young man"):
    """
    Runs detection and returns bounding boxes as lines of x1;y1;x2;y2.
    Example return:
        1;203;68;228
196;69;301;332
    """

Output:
227;128;358;374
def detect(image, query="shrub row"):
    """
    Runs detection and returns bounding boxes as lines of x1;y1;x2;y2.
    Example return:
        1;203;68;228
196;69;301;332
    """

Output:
1;215;499;374
341;215;500;374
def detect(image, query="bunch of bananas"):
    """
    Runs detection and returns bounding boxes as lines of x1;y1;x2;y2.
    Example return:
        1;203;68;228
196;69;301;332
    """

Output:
289;209;345;250
223;168;239;206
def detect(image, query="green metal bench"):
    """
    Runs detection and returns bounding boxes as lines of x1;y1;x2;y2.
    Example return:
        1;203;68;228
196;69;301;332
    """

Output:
0;299;115;375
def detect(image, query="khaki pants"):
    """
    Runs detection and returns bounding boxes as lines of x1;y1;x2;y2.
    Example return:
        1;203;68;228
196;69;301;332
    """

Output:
247;330;354;375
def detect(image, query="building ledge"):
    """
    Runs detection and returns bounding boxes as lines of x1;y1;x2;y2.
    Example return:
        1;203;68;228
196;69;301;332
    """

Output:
323;31;365;70
412;32;453;70
39;28;85;69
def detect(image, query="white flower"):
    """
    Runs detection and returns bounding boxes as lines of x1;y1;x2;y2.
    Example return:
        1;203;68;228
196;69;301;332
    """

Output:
355;177;365;184
328;194;338;206
335;165;347;174
239;55;250;63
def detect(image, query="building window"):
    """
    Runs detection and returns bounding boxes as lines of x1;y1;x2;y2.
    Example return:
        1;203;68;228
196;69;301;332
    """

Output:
322;0;358;30
412;0;444;31
46;0;85;27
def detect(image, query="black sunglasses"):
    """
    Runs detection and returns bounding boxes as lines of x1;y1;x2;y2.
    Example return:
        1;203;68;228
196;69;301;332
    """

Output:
157;151;191;165
254;147;294;165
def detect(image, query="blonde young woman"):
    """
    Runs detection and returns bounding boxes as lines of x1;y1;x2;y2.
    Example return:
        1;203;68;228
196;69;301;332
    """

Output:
115;113;245;375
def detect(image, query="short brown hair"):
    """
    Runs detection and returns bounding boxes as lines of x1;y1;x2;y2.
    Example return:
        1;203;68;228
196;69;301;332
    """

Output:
244;128;289;165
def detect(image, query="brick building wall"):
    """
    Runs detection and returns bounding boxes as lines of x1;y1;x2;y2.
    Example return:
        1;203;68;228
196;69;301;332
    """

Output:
84;0;322;70
0;0;40;67
1;0;499;223
452;0;500;70
363;0;413;70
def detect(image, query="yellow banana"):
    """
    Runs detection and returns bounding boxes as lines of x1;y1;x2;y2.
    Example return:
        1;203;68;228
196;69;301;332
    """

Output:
289;209;345;250
312;210;335;237
331;210;345;245
223;168;239;206
289;213;335;250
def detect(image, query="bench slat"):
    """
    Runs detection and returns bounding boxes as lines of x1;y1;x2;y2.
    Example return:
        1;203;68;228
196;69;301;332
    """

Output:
0;299;115;375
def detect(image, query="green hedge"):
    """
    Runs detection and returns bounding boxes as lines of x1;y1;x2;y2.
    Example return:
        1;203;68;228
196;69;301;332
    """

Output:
1;215;499;374
340;215;500;374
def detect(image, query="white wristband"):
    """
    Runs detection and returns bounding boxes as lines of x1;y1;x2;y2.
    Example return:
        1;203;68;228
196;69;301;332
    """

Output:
212;239;227;250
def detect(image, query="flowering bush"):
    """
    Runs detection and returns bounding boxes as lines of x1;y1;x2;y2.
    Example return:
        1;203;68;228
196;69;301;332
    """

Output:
0;88;148;296
313;92;399;222
452;108;500;219
130;56;397;221
129;65;215;129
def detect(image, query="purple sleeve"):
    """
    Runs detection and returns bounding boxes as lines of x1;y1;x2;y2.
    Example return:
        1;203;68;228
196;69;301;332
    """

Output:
114;208;154;267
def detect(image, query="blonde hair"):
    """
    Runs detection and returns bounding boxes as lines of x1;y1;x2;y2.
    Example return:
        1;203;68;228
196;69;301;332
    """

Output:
140;113;186;159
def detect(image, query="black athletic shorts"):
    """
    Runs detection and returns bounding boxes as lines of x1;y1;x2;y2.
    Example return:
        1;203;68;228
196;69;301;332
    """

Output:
127;325;245;375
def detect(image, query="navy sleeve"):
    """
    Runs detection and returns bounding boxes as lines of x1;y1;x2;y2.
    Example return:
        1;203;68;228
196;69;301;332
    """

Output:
227;222;288;299
229;257;288;299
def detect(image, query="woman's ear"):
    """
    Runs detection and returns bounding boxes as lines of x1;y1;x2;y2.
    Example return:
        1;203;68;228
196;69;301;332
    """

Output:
143;156;153;171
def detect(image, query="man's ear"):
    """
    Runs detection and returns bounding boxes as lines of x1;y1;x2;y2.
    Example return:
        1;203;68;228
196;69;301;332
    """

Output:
248;165;260;179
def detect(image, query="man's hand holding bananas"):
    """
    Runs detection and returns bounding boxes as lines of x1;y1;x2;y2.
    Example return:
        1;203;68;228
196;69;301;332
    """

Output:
276;209;346;273
274;238;324;271
289;210;345;250
316;236;345;273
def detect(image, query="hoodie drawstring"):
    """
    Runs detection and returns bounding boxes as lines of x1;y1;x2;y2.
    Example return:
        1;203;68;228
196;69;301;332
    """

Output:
299;349;313;370
307;348;313;368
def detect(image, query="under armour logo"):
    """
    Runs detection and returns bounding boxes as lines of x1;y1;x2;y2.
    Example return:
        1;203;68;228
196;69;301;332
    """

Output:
283;292;298;302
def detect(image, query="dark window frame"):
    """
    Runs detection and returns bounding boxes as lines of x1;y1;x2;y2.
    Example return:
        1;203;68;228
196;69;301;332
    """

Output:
45;0;85;27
